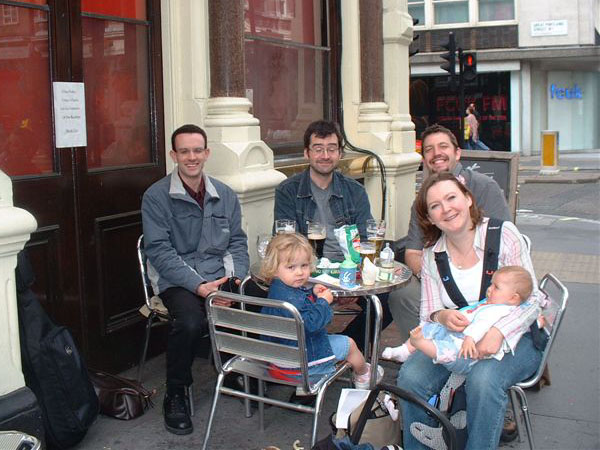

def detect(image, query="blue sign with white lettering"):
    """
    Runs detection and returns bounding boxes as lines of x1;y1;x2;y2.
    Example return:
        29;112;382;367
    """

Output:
550;84;583;99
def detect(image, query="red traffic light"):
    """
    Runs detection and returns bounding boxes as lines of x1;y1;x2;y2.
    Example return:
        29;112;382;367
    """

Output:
465;54;474;67
462;52;477;81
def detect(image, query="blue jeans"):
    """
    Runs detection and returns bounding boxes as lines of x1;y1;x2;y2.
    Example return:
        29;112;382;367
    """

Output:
466;138;490;151
396;333;541;450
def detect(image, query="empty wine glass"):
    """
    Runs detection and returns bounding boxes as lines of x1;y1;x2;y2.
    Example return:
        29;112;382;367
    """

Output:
256;234;271;259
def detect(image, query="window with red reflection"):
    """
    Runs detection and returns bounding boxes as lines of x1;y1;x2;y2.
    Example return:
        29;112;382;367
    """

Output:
244;0;332;153
82;0;146;21
82;8;151;169
0;2;53;177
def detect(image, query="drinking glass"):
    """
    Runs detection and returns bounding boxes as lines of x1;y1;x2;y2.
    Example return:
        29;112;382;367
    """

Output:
307;220;326;258
367;219;386;255
275;219;296;234
256;234;271;259
359;241;376;266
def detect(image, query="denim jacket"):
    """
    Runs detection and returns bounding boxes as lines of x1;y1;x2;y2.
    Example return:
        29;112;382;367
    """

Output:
262;278;335;366
274;169;373;239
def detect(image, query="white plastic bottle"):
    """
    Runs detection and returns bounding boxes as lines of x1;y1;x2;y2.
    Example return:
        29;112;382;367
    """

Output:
378;243;395;282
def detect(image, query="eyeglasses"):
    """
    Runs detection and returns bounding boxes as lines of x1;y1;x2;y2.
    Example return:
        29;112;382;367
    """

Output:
175;148;207;157
309;145;340;156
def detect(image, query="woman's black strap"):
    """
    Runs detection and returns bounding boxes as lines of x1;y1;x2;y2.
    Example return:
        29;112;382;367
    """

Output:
434;218;505;308
479;218;503;300
434;251;469;308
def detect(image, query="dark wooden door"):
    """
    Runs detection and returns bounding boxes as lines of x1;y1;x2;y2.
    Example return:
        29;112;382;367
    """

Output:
2;0;165;372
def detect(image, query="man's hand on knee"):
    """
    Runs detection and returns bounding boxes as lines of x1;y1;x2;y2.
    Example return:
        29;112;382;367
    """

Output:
196;276;231;305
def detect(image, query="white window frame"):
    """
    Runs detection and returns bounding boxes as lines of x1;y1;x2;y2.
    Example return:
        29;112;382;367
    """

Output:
2;5;19;25
412;0;517;30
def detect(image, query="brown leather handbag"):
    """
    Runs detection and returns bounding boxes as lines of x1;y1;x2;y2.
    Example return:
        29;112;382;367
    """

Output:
88;369;155;420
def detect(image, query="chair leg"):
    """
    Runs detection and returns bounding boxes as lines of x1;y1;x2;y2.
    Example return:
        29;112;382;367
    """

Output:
258;380;265;432
243;375;252;418
509;388;524;443
137;315;154;382
185;384;195;417
201;373;225;450
511;386;535;450
311;388;328;448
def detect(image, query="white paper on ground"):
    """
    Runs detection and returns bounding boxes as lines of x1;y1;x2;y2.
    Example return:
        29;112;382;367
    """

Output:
335;388;370;429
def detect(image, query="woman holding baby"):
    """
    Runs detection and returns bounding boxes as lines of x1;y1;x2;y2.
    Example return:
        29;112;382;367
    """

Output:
396;172;544;450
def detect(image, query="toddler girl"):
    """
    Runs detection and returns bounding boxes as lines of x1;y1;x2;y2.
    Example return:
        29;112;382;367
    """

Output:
260;233;382;389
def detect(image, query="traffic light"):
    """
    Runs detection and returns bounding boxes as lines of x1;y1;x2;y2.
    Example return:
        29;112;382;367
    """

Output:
462;52;477;81
440;32;456;77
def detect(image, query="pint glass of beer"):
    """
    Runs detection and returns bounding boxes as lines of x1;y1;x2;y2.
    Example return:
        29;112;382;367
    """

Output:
359;241;376;266
367;219;386;256
307;221;326;258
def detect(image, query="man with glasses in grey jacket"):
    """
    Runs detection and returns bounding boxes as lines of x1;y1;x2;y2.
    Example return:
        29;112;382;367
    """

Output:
142;124;249;436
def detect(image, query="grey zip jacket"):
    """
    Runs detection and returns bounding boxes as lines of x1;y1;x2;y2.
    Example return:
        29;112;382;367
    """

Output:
142;168;249;295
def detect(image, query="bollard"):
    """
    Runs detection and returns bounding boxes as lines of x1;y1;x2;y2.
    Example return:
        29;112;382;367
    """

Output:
540;131;559;175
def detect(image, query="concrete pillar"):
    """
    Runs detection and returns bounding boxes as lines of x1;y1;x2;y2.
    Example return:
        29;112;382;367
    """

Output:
161;0;285;263
356;0;421;239
204;0;285;263
0;170;37;396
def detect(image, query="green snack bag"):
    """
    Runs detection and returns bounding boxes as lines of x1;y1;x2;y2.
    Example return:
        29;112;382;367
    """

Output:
334;225;361;264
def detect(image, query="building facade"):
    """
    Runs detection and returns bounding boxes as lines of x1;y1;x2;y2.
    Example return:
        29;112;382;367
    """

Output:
0;0;419;390
408;0;600;153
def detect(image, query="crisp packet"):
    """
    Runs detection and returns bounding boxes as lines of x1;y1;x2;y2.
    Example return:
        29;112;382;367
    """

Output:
334;225;361;264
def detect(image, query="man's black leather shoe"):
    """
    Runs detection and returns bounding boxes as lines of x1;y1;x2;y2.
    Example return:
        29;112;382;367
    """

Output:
163;389;193;435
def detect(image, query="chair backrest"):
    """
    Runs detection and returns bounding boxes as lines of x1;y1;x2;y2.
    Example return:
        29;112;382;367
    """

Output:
136;234;153;309
518;272;568;389
206;290;313;393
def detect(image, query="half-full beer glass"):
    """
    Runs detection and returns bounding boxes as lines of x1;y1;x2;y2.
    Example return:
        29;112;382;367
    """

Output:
307;220;326;258
367;219;386;256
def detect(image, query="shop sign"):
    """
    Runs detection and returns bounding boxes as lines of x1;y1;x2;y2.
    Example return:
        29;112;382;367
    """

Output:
531;20;568;37
550;84;583;100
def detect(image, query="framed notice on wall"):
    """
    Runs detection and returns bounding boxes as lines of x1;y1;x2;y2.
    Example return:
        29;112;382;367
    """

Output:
459;150;520;221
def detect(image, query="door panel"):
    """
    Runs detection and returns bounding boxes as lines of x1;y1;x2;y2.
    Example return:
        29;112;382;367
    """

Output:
76;0;165;370
2;0;165;372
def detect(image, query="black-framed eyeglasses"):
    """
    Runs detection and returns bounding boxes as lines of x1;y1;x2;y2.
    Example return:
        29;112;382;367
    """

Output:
309;145;340;156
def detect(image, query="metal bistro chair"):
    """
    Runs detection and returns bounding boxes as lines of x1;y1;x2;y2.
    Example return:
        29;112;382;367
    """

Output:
411;273;569;450
201;290;352;450
508;272;569;450
136;234;194;416
0;431;41;450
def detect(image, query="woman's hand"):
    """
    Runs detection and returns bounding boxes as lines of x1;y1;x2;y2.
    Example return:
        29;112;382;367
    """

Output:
475;327;503;358
437;309;469;332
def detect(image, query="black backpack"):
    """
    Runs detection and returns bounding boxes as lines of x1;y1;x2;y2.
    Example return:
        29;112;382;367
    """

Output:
16;251;99;449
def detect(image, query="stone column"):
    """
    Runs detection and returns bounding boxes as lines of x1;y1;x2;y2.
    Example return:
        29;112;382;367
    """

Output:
161;0;285;263
377;0;422;238
350;0;421;240
204;0;286;263
356;0;393;227
0;170;37;396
